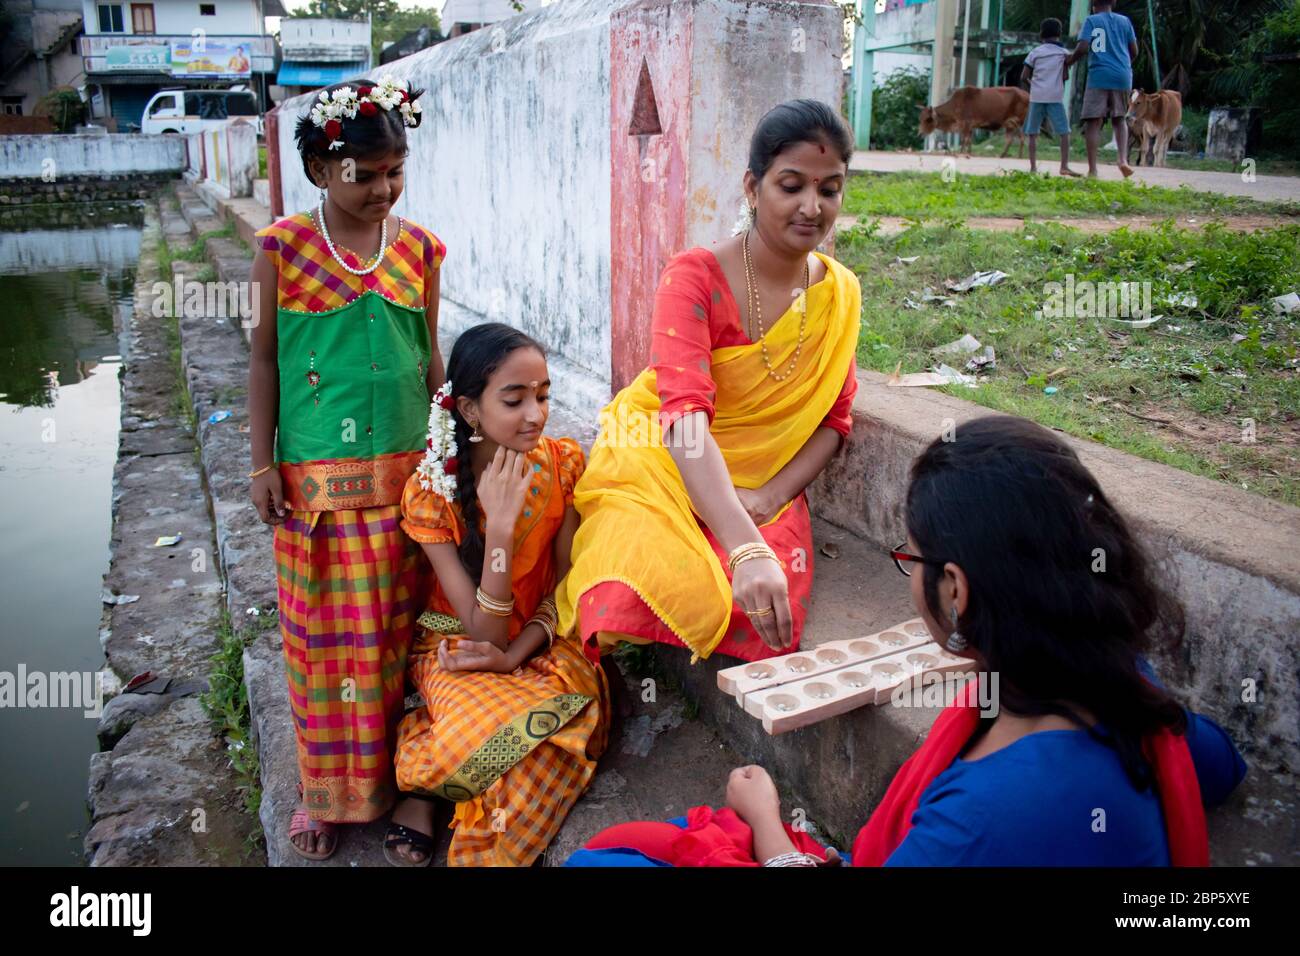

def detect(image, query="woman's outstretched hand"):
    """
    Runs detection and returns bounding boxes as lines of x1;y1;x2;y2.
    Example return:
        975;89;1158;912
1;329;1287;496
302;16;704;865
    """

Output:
732;554;793;649
476;445;531;530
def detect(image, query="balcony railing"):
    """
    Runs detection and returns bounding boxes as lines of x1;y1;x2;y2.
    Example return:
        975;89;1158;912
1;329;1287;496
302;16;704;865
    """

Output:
279;20;371;63
80;34;277;75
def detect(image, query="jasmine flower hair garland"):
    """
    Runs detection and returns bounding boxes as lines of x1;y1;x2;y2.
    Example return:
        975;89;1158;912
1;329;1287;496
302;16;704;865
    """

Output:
416;380;459;501
309;74;422;151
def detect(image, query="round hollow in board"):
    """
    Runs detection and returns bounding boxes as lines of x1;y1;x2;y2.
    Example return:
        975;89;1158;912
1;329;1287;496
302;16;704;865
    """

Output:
849;640;879;657
744;663;775;680
837;670;870;689
785;656;814;674
815;648;847;665
804;681;835;700
903;621;929;637
766;693;799;713
878;631;908;647
906;652;938;669
872;662;903;678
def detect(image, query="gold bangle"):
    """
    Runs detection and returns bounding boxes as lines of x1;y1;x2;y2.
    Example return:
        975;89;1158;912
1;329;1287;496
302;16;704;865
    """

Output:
475;586;514;617
248;463;275;479
729;543;777;573
732;551;780;575
531;616;556;650
727;541;773;565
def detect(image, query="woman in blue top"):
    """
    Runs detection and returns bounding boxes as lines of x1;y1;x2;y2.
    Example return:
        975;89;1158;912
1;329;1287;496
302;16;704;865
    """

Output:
566;415;1246;867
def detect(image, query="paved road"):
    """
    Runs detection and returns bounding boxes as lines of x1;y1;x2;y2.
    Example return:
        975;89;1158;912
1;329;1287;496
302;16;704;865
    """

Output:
851;150;1300;205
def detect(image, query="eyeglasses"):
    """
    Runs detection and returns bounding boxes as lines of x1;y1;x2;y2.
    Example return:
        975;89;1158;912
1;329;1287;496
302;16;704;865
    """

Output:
890;542;947;577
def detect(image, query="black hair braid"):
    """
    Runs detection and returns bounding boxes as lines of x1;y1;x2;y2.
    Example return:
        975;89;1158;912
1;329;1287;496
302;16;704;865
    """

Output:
452;410;486;585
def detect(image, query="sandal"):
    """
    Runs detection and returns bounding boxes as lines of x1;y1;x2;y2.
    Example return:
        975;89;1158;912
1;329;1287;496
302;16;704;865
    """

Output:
384;793;438;867
289;808;338;861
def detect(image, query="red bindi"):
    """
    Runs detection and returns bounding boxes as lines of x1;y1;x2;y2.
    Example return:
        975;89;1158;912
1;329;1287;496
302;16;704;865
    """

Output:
376;164;389;171
818;144;826;153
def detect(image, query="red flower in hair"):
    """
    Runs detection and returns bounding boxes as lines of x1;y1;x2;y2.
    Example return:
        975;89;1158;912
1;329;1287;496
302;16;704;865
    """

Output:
359;101;378;117
426;438;434;448
324;119;342;140
443;457;459;475
396;89;408;103
358;85;374;98
438;394;456;410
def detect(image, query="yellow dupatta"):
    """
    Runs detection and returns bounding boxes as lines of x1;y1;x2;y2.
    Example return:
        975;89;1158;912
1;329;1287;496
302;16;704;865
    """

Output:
556;251;861;661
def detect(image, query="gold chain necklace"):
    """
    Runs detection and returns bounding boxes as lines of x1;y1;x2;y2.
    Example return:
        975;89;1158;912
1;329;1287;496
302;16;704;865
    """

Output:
743;228;811;383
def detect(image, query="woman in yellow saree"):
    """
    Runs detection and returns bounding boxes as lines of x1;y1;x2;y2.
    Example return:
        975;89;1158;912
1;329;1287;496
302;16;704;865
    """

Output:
385;322;609;866
557;100;862;665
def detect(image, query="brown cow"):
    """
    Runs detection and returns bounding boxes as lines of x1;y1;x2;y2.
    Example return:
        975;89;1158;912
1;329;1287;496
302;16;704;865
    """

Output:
1128;90;1182;167
918;86;1031;158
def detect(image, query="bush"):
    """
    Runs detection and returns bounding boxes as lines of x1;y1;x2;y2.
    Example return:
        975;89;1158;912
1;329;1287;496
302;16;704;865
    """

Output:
36;88;87;133
869;67;931;150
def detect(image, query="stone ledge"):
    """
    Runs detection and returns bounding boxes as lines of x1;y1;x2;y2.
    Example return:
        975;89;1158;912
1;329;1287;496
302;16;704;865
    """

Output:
811;370;1300;772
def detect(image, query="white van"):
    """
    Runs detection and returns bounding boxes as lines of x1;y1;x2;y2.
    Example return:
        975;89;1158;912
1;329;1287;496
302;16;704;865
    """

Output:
141;87;262;136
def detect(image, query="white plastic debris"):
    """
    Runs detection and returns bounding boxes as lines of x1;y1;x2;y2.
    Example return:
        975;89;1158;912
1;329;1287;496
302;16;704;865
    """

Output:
945;270;1009;293
102;591;141;606
1107;315;1163;329
931;334;983;357
895;256;920;265
965;346;997;372
934;363;979;387
1166;292;1198;309
1271;292;1300;315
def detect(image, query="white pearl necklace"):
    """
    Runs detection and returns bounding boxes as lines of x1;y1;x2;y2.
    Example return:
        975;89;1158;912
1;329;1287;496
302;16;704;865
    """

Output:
315;199;388;276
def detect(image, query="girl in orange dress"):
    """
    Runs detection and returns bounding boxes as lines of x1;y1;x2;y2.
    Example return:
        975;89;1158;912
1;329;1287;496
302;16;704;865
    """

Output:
384;322;609;866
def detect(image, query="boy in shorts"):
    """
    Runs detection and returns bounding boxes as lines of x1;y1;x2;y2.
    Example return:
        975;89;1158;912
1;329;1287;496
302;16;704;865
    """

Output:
1021;18;1079;177
1065;0;1138;178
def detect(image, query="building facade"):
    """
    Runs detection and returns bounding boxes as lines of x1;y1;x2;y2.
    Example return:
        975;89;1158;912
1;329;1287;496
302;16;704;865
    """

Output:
77;0;283;130
273;17;369;99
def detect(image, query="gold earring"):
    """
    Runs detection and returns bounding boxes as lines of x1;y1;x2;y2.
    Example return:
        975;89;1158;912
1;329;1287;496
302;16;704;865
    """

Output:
468;420;484;443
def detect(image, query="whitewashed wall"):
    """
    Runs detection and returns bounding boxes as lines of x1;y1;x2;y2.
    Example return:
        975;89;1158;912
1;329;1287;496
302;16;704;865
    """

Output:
0;133;186;177
274;0;616;418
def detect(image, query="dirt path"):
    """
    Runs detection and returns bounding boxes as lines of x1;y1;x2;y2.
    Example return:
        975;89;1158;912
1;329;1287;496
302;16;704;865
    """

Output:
850;150;1300;204
836;212;1296;236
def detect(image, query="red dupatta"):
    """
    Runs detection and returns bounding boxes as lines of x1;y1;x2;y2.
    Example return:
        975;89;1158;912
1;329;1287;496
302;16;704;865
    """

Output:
851;681;1210;866
582;680;1210;867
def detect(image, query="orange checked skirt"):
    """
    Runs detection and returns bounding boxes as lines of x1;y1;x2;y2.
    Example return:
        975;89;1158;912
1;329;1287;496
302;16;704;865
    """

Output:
273;505;424;823
395;623;610;867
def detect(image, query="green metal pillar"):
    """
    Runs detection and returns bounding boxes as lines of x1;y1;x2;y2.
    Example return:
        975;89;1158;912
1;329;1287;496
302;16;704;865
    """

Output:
851;0;876;149
1146;0;1162;90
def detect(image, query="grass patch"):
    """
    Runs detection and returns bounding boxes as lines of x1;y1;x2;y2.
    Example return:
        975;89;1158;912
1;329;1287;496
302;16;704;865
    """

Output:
200;606;271;855
839;218;1300;505
155;231;199;431
843;170;1299;220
